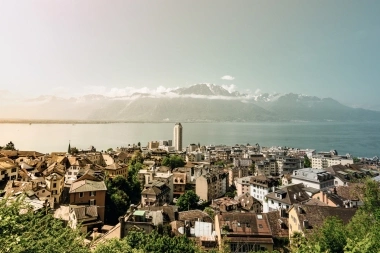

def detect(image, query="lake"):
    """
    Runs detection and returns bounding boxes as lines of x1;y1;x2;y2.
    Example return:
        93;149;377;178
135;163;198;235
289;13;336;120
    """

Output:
0;121;379;158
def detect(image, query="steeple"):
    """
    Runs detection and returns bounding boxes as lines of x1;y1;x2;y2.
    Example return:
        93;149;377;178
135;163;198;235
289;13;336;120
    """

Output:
68;141;71;154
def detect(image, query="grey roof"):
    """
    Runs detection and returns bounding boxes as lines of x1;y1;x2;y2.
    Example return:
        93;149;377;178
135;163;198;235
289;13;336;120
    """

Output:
69;180;107;193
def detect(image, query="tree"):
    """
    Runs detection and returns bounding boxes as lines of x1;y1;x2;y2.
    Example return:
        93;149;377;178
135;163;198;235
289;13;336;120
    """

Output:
0;196;89;253
304;155;311;168
203;207;215;220
4;141;15;150
107;148;113;152
176;190;199;211
162;155;186;170
131;150;143;165
94;238;143;253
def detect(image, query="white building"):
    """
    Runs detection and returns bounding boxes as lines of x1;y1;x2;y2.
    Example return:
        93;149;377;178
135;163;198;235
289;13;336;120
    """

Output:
291;168;334;190
173;123;183;151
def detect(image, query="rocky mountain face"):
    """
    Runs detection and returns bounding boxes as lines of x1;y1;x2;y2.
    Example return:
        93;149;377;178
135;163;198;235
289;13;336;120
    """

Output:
1;84;379;122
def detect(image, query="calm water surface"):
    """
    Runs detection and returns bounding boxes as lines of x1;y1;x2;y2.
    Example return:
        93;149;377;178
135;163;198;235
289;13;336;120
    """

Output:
0;122;379;157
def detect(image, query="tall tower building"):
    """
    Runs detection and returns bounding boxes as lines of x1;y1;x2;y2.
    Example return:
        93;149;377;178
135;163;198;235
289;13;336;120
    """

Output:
173;123;183;151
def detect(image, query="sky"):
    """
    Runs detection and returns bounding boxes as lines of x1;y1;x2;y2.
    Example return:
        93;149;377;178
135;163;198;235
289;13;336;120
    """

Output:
1;0;380;109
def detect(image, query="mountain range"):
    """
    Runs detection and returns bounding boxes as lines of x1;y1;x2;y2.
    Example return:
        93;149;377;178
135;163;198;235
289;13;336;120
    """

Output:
1;84;379;122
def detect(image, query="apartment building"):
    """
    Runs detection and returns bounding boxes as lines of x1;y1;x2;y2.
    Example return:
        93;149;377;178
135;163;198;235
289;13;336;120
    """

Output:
291;168;334;190
196;170;228;202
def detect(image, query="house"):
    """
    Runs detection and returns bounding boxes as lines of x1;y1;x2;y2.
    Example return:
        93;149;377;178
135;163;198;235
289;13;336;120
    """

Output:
288;204;357;237
196;170;228;202
0;157;19;181
291;168;334;190
69;205;102;233
69;175;107;223
104;162;128;178
263;183;310;213
45;172;65;203
215;213;274;252
141;180;171;207
173;171;187;197
237;193;262;213
210;197;240;213
266;210;289;251
249;175;279;203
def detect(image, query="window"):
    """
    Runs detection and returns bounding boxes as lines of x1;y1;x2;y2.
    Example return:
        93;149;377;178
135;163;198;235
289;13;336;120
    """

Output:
79;192;84;198
11;168;17;173
90;199;96;205
53;183;57;188
1;171;4;175
90;191;96;196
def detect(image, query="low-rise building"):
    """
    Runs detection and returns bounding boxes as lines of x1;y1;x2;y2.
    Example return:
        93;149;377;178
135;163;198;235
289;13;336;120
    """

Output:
291;168;334;190
141;180;171;207
249;175;279;202
0;157;19;181
215;213;274;252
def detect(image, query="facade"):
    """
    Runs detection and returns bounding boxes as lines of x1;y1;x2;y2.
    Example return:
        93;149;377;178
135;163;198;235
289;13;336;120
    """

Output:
45;172;65;203
249;175;279;202
256;158;278;176
235;176;251;196
173;123;183;151
69;177;107;223
196;170;228;202
0;157;19;181
141;180;171;207
277;156;304;174
173;171;187;197
104;163;128;178
291;168;334;190
229;167;250;187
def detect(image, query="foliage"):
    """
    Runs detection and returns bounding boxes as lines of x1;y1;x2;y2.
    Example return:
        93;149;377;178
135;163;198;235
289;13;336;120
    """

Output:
70;147;79;155
352;157;361;163
107;148;113;152
176;190;199;211
131;150;143;165
94;238;143;253
123;230;199;253
214;160;225;167
303;156;311;168
0;196;89;253
203;206;215;220
162;155;186;170
250;162;256;175
3;141;15;150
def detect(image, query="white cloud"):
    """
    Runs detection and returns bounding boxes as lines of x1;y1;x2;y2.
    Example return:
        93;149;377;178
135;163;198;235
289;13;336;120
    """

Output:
221;75;235;80
255;89;261;95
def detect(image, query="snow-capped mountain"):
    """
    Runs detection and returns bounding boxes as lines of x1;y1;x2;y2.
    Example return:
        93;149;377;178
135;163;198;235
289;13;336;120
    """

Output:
1;84;380;122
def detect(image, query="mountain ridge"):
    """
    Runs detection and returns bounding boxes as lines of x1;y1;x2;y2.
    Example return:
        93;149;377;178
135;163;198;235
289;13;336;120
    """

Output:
1;84;379;122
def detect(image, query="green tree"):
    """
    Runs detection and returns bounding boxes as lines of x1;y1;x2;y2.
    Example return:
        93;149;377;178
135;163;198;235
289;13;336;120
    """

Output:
176;190;199;211
0;196;89;253
4;141;15;150
304;155;311;168
162;155;186;170
352;157;361;163
131;150;143;165
203;207;215;220
94;238;143;253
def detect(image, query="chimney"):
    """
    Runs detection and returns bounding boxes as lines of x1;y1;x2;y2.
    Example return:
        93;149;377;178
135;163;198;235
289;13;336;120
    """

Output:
119;216;126;238
333;187;337;194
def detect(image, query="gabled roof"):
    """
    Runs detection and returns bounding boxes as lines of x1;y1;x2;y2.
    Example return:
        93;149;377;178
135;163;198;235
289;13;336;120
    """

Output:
69;180;107;193
266;183;310;205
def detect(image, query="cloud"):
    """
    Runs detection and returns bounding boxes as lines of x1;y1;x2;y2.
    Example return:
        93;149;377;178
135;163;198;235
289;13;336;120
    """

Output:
255;89;261;95
221;75;235;80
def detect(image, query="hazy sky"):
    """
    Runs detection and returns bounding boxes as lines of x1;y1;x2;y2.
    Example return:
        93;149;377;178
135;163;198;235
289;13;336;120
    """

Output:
1;0;379;108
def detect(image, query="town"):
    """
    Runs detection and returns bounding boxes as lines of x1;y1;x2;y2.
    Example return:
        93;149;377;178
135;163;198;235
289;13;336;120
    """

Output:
0;122;379;253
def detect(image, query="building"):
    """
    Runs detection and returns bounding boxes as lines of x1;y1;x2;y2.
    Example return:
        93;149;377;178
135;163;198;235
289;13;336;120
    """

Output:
45;172;65;203
141;180;171;207
288;204;357;237
229;167;250;187
291;168;334;190
0;157;19;181
249;175;279;202
263;183;310;213
173;123;183;151
235;176;251;196
215;213;274;252
256;158;278;176
69;175;107;223
173;171;187;197
196;170;228;202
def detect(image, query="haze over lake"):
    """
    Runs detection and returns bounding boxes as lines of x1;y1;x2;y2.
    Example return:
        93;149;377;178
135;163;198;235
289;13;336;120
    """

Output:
1;121;379;158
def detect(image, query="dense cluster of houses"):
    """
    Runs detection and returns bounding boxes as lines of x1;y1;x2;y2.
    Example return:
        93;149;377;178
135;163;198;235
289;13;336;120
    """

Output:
1;142;380;252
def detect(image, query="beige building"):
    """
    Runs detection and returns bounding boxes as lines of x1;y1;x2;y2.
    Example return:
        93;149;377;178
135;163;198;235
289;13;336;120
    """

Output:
0;157;19;181
104;163;128;178
235;176;251;196
45;172;65;203
196;170;228;202
173;123;183;151
228;166;250;187
141;180;171;207
173;171;186;197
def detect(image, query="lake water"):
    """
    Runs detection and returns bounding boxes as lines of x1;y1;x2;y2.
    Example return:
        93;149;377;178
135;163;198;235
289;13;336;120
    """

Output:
0;122;379;158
